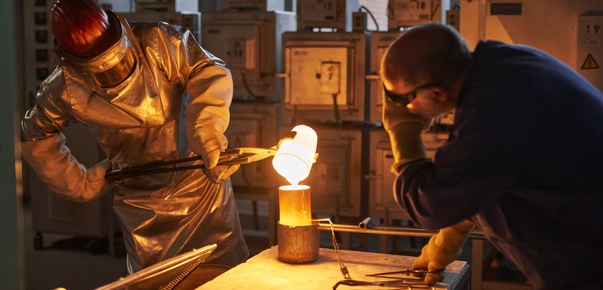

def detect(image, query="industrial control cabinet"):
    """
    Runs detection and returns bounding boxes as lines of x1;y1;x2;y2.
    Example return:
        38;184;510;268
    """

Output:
281;31;369;122
202;11;297;101
367;129;448;223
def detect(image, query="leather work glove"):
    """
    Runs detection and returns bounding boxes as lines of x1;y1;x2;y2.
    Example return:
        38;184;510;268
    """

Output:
202;162;240;184
382;90;432;173
411;220;475;285
190;125;239;183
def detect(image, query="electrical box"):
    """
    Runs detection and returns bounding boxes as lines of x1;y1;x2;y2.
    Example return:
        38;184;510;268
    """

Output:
297;0;351;31
224;101;282;189
367;129;447;223
387;0;449;29
120;12;201;42
367;31;404;123
202;11;297;101
460;0;603;92
221;0;285;11
357;1;389;31
282;124;364;218
296;0;388;31
281;31;368;122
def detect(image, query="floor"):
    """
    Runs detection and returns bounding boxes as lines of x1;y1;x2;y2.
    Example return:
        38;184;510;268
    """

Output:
22;199;530;290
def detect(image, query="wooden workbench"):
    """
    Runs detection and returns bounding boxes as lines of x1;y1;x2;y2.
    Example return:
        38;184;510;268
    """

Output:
197;246;470;289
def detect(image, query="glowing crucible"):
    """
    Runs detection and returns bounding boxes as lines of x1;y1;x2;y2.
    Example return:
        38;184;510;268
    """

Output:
272;125;319;263
272;125;318;186
272;125;317;227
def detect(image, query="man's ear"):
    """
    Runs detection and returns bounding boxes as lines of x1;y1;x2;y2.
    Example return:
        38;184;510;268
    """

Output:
430;86;450;103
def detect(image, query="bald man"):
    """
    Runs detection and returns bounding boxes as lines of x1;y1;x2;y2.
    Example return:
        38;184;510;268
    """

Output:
380;22;603;289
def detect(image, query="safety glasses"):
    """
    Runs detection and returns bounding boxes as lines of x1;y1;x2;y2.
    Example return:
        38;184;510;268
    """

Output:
383;82;439;106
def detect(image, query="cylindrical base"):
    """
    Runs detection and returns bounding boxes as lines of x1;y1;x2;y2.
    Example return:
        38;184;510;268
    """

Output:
277;222;319;264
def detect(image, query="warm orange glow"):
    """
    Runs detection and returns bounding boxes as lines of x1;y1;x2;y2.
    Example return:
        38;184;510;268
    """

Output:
272;125;317;185
279;185;312;226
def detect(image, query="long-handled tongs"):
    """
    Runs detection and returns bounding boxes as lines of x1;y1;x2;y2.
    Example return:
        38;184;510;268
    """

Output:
105;147;278;181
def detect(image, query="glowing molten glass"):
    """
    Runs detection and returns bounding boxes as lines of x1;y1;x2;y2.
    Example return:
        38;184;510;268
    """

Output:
272;125;317;186
279;185;312;226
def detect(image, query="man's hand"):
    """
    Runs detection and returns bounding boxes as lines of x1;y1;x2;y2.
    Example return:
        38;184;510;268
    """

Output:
382;90;432;173
190;125;239;183
411;220;475;285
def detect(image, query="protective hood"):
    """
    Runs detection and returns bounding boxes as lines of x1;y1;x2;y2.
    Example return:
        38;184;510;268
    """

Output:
55;12;166;130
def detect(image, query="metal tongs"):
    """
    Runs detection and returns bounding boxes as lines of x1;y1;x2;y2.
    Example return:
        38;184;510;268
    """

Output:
105;131;302;181
332;269;443;289
105;147;279;181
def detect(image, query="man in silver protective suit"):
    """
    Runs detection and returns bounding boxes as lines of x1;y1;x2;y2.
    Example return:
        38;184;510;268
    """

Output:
20;0;249;273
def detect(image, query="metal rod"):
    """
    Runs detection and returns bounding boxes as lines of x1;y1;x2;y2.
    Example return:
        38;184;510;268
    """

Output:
317;223;485;240
358;217;372;229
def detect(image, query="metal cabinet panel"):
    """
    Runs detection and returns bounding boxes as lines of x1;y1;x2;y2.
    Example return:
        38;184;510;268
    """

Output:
367;128;447;223
280;124;363;217
282;32;368;122
225;101;282;188
367;31;404;123
460;0;603;92
387;0;450;29
120;12;201;41
202;11;296;102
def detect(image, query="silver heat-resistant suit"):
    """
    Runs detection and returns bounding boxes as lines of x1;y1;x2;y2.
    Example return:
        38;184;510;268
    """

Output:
21;12;249;272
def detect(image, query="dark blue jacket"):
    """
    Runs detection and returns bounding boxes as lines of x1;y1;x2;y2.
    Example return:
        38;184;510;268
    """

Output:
395;40;603;289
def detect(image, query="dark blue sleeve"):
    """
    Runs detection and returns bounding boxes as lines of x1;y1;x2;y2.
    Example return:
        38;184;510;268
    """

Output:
395;87;526;230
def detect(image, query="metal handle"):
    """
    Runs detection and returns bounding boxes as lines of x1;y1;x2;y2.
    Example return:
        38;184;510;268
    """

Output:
365;74;380;80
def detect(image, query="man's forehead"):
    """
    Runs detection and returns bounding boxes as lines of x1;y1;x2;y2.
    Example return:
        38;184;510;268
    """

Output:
380;70;411;92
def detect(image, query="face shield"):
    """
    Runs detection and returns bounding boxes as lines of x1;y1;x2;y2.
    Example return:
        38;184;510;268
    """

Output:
55;12;137;88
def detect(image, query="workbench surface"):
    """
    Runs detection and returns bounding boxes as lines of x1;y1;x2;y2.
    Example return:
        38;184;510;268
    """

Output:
197;246;470;289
